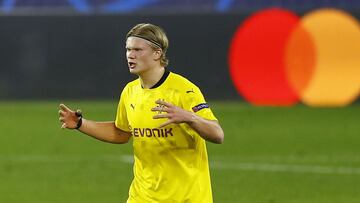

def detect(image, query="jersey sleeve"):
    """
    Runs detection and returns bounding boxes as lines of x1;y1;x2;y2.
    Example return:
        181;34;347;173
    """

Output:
181;85;217;121
115;86;131;132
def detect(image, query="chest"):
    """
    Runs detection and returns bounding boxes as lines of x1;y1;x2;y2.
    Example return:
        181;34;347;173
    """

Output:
126;88;182;128
125;88;196;151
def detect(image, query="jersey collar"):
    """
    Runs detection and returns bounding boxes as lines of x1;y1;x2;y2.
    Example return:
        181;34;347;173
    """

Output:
149;69;170;89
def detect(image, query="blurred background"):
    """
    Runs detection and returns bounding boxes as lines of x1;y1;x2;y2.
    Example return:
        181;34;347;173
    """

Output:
0;0;358;104
0;1;359;203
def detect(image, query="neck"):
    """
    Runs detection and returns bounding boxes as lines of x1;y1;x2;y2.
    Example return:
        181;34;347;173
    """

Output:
139;66;165;89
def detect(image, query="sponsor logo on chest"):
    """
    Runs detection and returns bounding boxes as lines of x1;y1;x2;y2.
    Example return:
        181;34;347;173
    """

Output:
132;128;173;138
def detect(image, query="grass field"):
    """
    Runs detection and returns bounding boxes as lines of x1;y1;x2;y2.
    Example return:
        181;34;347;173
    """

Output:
0;101;359;203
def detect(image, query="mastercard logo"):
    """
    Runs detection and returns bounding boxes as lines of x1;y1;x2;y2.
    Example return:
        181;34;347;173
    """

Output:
229;8;360;107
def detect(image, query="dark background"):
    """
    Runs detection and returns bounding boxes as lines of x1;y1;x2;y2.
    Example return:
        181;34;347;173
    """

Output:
0;14;248;100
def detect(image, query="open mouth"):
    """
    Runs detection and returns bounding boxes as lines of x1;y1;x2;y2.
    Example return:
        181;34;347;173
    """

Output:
128;62;136;69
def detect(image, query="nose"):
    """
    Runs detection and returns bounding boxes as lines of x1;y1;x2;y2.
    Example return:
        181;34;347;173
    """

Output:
127;50;135;59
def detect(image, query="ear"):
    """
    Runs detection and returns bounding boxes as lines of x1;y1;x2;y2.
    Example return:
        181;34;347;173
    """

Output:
153;49;162;61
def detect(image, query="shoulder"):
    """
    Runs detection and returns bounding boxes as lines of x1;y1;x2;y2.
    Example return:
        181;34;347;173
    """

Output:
121;78;140;96
125;78;140;88
169;72;200;91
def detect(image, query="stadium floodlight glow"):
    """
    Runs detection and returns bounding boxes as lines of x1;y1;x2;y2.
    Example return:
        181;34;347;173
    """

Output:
229;8;360;107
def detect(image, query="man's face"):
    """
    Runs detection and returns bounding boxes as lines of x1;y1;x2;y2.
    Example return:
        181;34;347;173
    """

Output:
126;36;158;75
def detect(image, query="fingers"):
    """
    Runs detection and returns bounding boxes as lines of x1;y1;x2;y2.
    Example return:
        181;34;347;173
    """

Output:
158;120;173;128
59;117;64;123
153;113;170;119
155;99;172;107
152;113;173;127
152;101;175;127
59;103;83;130
58;109;65;116
59;103;74;129
151;106;170;113
59;103;71;112
153;100;173;114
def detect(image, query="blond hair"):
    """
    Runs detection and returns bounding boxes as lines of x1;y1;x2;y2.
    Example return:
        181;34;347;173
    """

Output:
126;23;169;67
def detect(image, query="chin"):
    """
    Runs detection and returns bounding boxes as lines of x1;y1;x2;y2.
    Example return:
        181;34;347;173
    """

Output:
129;68;141;75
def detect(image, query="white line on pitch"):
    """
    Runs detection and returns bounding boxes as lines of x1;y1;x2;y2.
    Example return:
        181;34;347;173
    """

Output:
210;161;360;175
2;154;360;175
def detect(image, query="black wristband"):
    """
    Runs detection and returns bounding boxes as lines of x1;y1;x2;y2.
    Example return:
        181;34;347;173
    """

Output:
75;110;83;129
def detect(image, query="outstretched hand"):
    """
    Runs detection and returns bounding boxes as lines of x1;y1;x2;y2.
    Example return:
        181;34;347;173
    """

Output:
151;99;194;128
58;104;81;129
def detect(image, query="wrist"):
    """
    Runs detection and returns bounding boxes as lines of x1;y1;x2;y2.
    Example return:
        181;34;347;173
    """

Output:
187;112;198;126
75;110;83;129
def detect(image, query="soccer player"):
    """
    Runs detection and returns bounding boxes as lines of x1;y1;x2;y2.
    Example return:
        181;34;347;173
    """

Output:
58;23;224;203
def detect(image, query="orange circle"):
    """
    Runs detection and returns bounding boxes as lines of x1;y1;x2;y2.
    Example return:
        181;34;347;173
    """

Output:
297;9;360;106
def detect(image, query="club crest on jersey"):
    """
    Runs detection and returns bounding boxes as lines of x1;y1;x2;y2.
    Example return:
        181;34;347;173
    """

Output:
192;103;209;112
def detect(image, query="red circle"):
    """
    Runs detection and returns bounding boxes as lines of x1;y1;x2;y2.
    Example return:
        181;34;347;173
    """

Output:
229;8;300;105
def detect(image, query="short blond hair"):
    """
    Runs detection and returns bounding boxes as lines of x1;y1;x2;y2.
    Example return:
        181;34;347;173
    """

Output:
126;23;169;67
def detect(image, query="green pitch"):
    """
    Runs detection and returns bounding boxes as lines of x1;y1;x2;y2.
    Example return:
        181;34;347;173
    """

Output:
0;101;359;203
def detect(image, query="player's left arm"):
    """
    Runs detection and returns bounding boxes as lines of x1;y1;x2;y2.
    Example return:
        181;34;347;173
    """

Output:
152;100;224;144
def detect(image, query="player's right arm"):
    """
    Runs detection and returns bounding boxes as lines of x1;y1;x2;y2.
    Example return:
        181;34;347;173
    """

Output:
59;104;131;144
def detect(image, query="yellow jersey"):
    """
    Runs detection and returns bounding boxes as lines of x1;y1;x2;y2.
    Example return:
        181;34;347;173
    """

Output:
115;71;217;203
